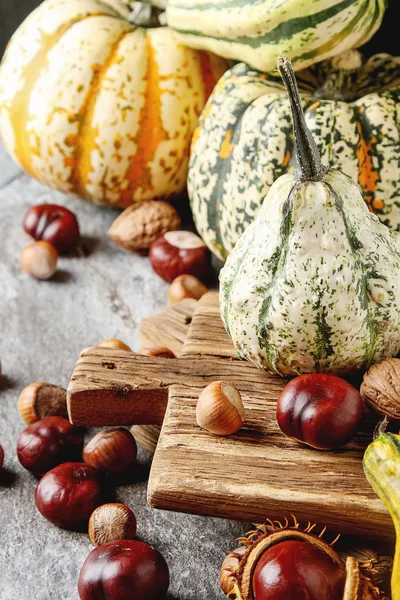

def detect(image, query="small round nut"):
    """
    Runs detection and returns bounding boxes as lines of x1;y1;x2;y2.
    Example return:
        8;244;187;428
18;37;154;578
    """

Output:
89;503;137;547
149;230;211;282
168;274;208;305
360;358;400;421
83;428;137;475
108;200;181;253
98;339;132;352
137;347;175;358
18;382;67;424
196;381;245;436
20;241;58;280
0;445;4;469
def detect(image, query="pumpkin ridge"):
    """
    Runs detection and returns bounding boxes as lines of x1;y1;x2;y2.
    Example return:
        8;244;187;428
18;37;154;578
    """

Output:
204;99;256;255
256;182;298;372
69;27;134;199
324;177;381;366
170;0;359;49
295;0;379;65
5;11;116;180
120;31;168;205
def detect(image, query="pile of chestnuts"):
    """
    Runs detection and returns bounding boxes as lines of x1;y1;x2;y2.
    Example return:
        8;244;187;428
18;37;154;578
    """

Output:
16;381;170;599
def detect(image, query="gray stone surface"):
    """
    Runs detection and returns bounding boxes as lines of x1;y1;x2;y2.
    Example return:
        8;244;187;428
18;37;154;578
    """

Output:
0;140;247;599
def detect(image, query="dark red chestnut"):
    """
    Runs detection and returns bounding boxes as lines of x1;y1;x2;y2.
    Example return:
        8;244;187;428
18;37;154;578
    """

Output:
35;462;104;530
149;230;211;282
17;416;85;476
23;204;80;254
252;540;345;600
276;373;364;450
78;539;170;600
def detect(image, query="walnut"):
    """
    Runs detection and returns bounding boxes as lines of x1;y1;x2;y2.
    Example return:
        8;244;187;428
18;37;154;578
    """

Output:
108;200;181;253
360;358;400;421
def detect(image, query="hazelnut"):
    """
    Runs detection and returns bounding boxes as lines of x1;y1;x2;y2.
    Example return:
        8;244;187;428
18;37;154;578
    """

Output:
17;382;67;424
20;241;58;280
17;416;85;476
137;347;175;358
360;358;400;421
0;445;4;469
97;339;132;352
168;274;208;304
35;462;105;530
108;200;181;252
149;230;211;282
196;381;245;436
78;540;170;600
83;428;137;475
23;203;80;254
88;503;137;546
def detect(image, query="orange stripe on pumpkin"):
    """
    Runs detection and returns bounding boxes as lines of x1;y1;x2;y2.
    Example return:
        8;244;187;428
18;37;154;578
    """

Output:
198;52;217;103
68;28;133;199
281;150;291;168
219;130;234;159
120;34;168;206
7;12;111;181
356;120;379;209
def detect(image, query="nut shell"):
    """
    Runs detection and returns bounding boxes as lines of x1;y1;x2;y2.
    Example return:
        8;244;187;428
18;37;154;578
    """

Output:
89;503;137;546
0;445;4;469
196;381;245;436
149;230;211;282
108;200;181;252
35;462;104;530
83;428;137;475
168;274;208;304
97;339;132;352
360;358;400;422
23;203;80;254
20;241;58;280
137;347;175;358
17;382;67;424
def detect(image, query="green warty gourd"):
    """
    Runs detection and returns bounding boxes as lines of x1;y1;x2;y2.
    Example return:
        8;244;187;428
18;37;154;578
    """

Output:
219;55;400;377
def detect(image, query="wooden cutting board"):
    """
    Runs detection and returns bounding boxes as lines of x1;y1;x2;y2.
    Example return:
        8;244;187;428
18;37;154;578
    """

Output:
67;292;392;540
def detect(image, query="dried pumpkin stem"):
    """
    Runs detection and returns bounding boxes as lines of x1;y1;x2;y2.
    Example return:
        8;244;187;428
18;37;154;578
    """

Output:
277;55;327;183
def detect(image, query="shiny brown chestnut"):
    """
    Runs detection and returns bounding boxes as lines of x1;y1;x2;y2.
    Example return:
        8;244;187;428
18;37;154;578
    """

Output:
0;445;4;469
17;416;85;476
23;203;80;254
78;540;169;600
252;540;345;599
149;230;211;282
35;462;104;530
83;428;137;475
276;373;364;450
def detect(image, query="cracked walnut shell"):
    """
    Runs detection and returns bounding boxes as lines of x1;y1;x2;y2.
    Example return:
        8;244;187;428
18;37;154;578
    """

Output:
108;200;181;252
361;358;400;422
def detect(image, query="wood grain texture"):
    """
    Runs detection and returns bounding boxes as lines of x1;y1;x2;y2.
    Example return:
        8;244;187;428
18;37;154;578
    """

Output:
67;292;391;538
148;293;392;539
132;298;196;452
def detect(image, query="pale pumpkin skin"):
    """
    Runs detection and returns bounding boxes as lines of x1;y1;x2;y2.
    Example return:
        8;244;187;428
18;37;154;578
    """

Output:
0;0;227;207
190;50;400;261
220;57;400;377
167;0;386;73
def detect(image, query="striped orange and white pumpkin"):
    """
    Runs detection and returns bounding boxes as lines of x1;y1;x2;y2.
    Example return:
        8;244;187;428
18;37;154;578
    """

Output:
0;0;228;207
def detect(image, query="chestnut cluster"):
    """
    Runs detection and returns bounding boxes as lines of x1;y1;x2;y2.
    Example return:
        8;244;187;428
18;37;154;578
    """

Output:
21;204;80;280
15;381;169;598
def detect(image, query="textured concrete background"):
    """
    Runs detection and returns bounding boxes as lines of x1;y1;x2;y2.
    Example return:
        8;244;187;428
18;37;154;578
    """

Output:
0;2;398;599
0;141;247;600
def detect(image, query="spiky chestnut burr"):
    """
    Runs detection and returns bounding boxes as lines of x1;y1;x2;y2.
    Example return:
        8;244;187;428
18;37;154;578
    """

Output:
220;517;386;600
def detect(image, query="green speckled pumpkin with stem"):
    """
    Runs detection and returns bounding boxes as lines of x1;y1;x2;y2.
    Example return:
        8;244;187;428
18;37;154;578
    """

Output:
219;55;400;377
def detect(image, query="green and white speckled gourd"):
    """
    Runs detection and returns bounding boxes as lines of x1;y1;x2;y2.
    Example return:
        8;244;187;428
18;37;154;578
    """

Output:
220;55;400;377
